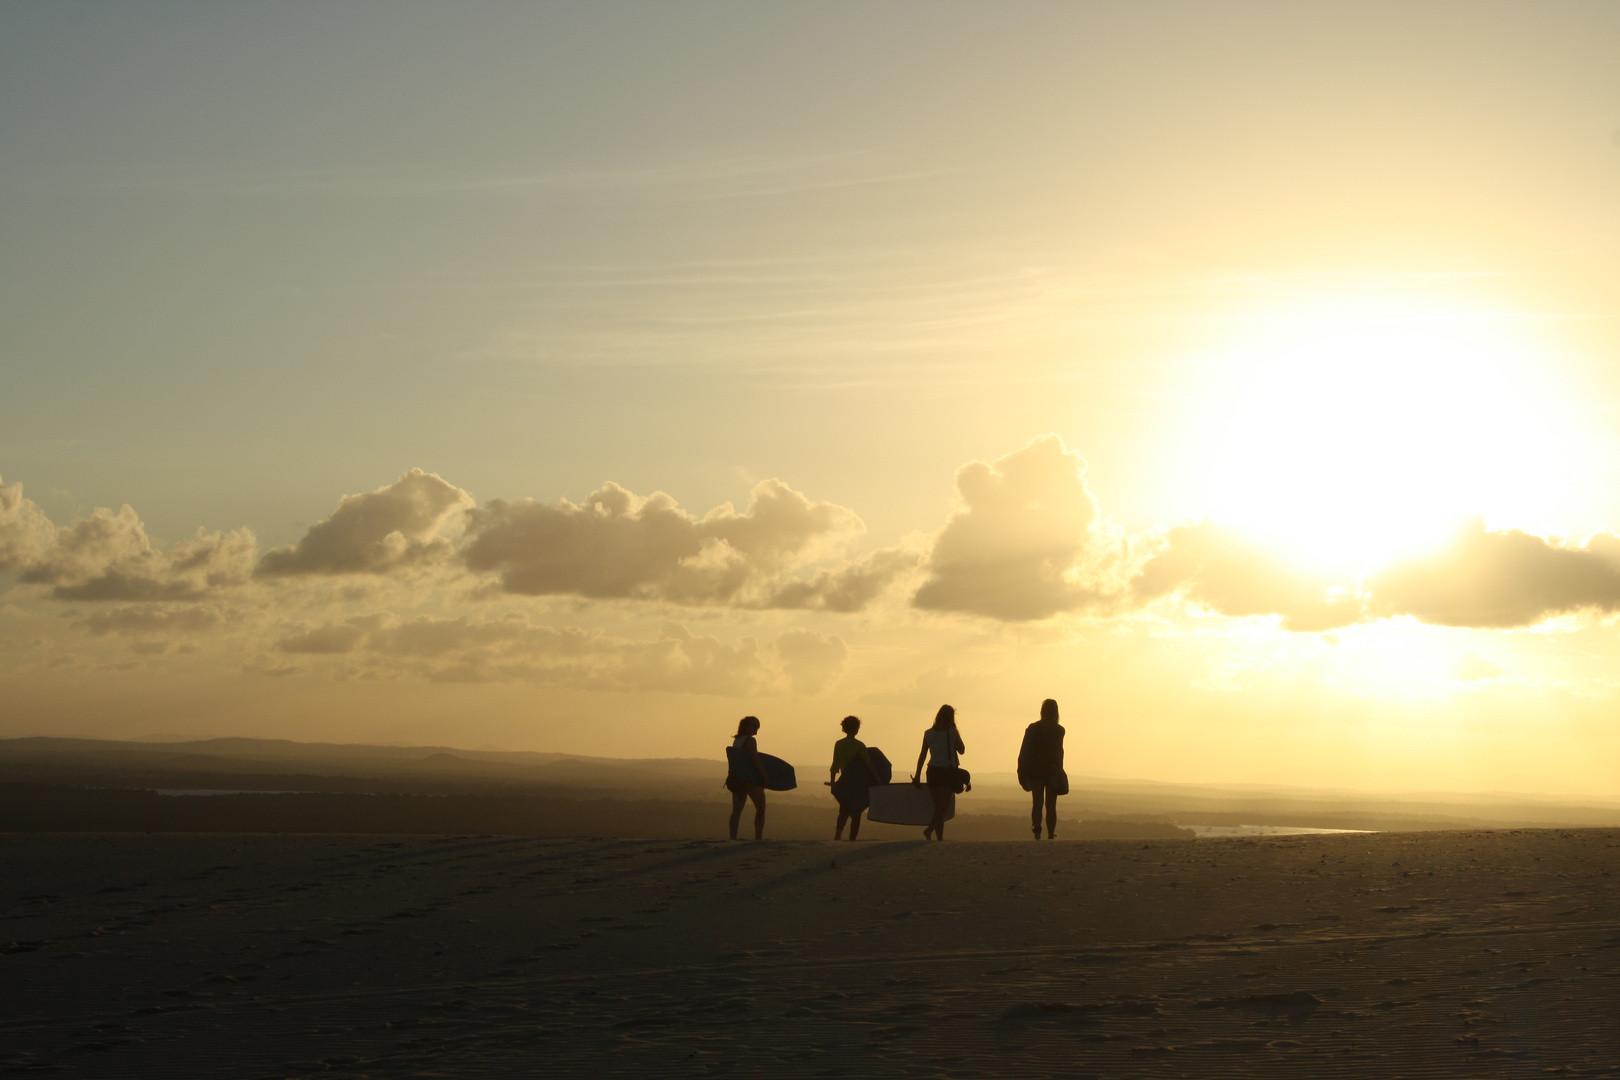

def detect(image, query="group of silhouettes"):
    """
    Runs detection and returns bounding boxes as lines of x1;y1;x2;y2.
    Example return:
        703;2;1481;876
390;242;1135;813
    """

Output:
725;699;1069;842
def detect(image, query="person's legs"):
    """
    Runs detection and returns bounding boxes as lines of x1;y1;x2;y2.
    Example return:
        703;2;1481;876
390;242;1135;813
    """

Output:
929;785;950;840
835;810;849;840
1029;785;1045;838
1045;790;1059;838
729;789;746;840
848;811;862;841
750;788;766;840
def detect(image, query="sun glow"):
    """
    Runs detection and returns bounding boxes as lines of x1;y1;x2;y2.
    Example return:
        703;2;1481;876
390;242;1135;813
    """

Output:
1202;300;1581;573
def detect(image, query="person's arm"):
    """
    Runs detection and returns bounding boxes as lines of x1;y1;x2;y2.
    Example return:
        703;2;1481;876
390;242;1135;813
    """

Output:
953;730;965;756
912;736;928;784
829;741;841;785
1054;727;1064;771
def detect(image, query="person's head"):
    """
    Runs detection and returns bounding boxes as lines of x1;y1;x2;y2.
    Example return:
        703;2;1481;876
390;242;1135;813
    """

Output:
1040;698;1059;724
931;704;956;730
840;715;861;736
736;715;760;737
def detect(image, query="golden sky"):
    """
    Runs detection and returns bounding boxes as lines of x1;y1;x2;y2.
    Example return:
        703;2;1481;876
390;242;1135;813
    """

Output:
5;3;1620;796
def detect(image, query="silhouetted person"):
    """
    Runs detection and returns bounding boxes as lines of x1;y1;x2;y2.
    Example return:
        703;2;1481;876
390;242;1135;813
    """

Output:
827;715;878;841
726;715;768;840
911;704;965;840
1018;698;1067;840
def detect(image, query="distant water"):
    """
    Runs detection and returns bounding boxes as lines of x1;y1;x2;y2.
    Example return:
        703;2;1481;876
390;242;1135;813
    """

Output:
1186;824;1373;838
153;789;317;796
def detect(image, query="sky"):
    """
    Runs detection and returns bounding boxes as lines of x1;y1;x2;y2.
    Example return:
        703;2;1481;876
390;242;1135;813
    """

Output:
5;2;1620;797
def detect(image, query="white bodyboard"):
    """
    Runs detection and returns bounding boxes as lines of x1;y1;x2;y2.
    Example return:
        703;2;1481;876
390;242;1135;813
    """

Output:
866;784;954;826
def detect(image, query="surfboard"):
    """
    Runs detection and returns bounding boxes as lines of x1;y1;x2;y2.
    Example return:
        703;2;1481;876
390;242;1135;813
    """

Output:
725;747;798;791
866;783;953;826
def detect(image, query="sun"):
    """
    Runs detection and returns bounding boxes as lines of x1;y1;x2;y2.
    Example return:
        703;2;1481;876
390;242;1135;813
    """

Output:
1200;299;1581;574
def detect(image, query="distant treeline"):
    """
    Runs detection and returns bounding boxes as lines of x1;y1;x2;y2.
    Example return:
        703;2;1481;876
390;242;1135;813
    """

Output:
0;784;1194;842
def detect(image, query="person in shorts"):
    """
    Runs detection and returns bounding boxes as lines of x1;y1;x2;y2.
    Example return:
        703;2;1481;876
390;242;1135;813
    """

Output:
910;704;965;841
828;715;878;841
726;716;769;840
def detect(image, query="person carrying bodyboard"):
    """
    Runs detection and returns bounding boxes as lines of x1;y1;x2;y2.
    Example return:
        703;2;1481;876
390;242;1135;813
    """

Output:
725;716;797;840
911;704;967;841
826;715;892;841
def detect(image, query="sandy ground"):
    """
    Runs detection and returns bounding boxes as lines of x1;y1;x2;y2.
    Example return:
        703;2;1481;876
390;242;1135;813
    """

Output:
3;829;1617;1078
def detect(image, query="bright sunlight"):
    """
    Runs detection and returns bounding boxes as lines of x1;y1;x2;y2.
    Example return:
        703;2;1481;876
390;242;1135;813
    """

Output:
1205;303;1581;574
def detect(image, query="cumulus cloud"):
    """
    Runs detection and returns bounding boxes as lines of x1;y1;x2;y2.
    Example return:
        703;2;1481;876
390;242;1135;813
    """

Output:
1367;520;1620;628
1130;521;1365;632
1128;518;1620;633
461;478;864;605
912;436;1126;620
2;476;257;602
272;612;838;695
0;477;57;573
765;547;918;612
256;469;473;578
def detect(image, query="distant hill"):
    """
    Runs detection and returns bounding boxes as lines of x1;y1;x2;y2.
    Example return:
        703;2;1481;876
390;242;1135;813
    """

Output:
3;735;1619;833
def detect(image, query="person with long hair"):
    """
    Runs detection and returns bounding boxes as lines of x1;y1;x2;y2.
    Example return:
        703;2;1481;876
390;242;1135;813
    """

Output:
1017;698;1068;840
725;715;768;840
911;704;965;840
827;715;877;841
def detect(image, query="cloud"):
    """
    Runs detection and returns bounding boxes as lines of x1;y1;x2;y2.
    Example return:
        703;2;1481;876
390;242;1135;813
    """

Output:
765;547;918;612
276;619;374;655
912;436;1126;620
774;628;849;695
0;477;57;573
1128;518;1620;633
76;605;229;638
256;469;473;578
1130;521;1365;632
1367;520;1620;628
272;611;834;695
4;481;257;602
461;478;864;605
244;655;302;678
4;468;899;616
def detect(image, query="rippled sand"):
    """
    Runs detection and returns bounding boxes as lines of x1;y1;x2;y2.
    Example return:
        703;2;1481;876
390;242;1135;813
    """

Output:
3;829;1617;1077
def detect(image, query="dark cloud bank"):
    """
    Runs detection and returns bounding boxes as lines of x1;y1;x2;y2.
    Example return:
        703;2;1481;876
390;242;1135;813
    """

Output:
8;441;1620;635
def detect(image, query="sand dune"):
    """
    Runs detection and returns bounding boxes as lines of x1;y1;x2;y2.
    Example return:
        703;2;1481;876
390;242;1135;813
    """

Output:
3;829;1617;1077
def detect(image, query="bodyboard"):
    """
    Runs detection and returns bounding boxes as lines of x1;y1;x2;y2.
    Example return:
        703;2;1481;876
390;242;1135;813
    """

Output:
866;747;894;785
725;746;798;791
866;783;953;826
